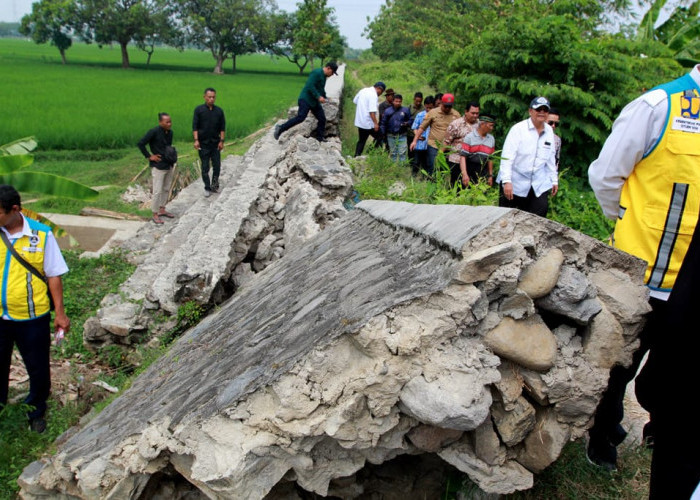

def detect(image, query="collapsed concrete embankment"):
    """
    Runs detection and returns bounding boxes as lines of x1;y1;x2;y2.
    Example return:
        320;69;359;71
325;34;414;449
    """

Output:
20;201;650;498
81;66;351;354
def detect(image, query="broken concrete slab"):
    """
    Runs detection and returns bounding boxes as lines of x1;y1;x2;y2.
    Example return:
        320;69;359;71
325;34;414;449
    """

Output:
20;201;650;499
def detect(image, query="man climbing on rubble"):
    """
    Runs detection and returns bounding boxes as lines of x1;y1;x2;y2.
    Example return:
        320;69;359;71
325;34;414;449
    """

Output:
274;61;338;143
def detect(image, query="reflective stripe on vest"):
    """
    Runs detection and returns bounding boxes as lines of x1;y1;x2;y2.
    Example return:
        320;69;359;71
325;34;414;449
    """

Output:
0;220;51;320
614;74;700;292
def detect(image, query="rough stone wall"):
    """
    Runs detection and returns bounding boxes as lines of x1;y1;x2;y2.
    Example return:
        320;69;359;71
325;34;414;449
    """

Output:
20;202;650;499
82;66;351;353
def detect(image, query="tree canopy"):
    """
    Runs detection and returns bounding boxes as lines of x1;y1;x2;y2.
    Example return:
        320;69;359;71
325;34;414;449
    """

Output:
20;0;75;64
366;0;686;175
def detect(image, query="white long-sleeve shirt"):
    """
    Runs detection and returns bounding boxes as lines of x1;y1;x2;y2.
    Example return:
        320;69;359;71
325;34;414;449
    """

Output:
496;118;558;197
353;86;379;130
589;65;700;219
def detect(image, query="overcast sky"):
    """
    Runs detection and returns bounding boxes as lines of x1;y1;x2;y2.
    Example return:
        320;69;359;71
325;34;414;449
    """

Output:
0;0;382;49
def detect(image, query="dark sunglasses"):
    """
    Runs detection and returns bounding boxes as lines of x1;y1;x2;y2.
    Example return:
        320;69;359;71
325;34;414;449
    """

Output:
547;120;559;127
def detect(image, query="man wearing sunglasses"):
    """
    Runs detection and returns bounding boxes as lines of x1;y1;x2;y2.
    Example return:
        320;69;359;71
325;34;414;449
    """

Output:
547;108;561;170
496;96;558;217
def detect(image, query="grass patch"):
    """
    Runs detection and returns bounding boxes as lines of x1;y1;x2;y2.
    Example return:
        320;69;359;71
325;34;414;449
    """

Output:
0;39;306;150
58;250;137;358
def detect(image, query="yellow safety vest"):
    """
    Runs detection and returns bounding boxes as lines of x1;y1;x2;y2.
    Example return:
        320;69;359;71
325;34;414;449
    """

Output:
615;74;700;292
1;219;51;320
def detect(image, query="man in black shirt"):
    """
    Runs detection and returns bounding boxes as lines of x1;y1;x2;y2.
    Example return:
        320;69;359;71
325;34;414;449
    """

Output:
192;88;226;197
137;113;176;224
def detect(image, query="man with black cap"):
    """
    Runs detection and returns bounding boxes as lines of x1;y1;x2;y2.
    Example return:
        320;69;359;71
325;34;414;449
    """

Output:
496;96;558;217
459;113;496;187
353;81;386;156
274;61;338;142
409;92;461;176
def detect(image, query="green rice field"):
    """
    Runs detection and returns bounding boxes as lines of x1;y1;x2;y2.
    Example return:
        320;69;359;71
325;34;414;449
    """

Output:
0;38;309;150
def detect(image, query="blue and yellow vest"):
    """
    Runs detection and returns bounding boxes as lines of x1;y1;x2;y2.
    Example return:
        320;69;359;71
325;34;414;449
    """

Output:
615;73;700;292
1;218;51;320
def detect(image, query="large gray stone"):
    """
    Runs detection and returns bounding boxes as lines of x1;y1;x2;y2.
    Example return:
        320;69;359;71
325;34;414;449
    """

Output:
483;316;558;371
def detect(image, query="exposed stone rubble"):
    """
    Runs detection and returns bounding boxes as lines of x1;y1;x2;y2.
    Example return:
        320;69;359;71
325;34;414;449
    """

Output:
82;66;351;353
20;201;650;499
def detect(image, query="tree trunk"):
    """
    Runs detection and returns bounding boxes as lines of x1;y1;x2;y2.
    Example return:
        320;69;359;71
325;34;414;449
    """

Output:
146;51;153;66
120;42;130;69
232;54;237;73
214;54;224;74
60;49;67;65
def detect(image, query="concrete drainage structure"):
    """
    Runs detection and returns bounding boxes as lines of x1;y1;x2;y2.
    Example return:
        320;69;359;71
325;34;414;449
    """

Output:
19;201;650;498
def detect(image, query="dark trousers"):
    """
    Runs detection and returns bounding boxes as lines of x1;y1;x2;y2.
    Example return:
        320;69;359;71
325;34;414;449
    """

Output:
448;160;461;186
0;314;51;419
498;184;549;217
412;149;428;176
199;146;221;191
467;160;488;185
635;211;700;498
279;99;326;139
354;127;381;157
588;299;661;447
426;146;439;177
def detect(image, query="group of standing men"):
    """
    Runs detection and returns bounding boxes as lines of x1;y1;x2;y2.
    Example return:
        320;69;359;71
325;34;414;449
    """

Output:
352;82;564;218
138;87;227;225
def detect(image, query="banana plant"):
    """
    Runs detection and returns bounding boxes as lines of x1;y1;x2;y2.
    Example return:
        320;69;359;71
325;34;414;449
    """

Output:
637;0;700;67
1;136;99;238
0;137;99;200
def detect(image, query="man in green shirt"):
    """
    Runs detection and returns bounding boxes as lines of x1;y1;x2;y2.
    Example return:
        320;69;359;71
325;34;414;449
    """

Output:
274;61;338;142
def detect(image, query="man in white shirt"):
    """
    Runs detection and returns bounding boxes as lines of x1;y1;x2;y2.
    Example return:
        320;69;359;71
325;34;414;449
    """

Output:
587;65;700;492
0;185;70;434
496;96;558;217
353;81;386;157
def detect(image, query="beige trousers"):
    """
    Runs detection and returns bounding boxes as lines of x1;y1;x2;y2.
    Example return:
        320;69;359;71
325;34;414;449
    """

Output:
152;166;175;213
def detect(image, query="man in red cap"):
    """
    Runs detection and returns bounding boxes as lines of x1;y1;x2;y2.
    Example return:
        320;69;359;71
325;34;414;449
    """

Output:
409;93;461;176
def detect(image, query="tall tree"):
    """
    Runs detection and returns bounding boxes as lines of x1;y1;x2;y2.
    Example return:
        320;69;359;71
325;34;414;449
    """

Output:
292;0;345;69
20;0;76;65
180;0;276;74
73;0;173;68
266;11;311;73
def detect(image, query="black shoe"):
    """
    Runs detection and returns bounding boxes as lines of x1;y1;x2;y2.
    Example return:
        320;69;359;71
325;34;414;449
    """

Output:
609;424;628;446
210;185;219;193
274;125;282;140
29;417;47;434
642;421;654;449
587;437;618;472
314;136;327;142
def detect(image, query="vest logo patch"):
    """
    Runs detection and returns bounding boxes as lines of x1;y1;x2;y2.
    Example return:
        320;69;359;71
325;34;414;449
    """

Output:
29;234;40;246
22;246;43;253
680;90;700;119
672;116;700;133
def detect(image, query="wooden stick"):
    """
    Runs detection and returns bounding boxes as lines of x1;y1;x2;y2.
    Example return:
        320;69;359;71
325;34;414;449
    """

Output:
130;164;150;183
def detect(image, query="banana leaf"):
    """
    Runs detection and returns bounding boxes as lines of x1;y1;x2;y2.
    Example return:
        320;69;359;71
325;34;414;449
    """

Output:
0;137;38;156
0;172;99;200
21;207;78;245
0;154;34;173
